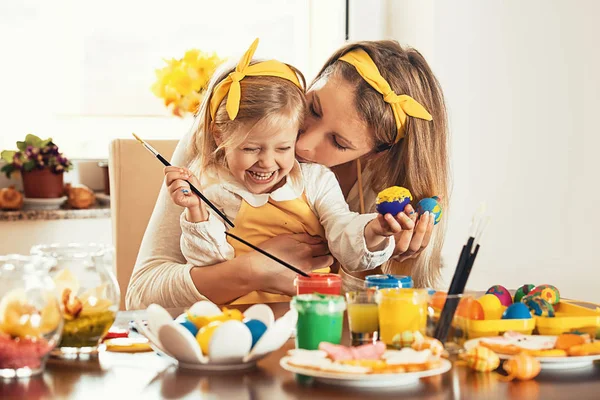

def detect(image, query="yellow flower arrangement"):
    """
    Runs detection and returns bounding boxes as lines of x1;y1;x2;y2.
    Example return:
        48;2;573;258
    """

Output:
152;49;224;117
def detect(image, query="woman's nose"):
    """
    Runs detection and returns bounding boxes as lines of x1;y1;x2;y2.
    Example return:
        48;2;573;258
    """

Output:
296;126;321;158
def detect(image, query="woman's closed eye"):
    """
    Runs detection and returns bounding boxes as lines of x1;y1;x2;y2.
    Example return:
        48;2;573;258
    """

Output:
308;102;320;118
331;135;349;151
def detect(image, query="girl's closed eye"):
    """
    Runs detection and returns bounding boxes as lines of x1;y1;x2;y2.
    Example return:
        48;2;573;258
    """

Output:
242;147;260;153
277;146;292;152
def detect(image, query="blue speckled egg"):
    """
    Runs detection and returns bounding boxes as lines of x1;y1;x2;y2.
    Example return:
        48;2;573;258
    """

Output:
502;302;532;319
523;295;555;317
244;319;267;348
416;197;443;225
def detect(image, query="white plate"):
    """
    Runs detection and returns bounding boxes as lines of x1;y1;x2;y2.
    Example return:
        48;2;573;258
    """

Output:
280;357;451;388
23;196;67;210
464;337;600;369
96;193;110;205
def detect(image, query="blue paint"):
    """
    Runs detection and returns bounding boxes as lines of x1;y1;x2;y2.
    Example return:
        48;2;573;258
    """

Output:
365;274;413;289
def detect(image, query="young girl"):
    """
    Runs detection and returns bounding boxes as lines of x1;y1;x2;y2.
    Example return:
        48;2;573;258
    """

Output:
163;39;422;303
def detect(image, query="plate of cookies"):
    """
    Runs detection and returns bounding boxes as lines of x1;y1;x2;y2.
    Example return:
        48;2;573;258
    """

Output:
464;331;600;369
280;340;451;388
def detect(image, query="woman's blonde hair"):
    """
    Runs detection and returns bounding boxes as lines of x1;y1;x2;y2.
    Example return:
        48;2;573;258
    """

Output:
188;60;306;176
313;40;450;288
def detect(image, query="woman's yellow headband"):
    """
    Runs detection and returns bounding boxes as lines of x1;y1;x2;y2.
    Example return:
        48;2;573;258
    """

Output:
339;48;432;143
209;38;302;121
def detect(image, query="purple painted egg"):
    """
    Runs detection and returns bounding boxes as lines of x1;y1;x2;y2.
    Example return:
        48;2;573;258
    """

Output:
485;285;513;307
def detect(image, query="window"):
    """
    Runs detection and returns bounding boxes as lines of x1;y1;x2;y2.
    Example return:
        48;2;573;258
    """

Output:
0;0;345;158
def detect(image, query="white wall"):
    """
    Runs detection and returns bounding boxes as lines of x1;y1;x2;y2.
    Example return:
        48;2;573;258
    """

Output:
351;0;600;302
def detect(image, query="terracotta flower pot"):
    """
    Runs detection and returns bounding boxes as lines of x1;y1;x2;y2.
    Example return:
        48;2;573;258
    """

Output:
21;169;65;199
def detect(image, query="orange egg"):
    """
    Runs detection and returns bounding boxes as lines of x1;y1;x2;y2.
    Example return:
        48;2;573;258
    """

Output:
431;292;447;310
456;297;485;320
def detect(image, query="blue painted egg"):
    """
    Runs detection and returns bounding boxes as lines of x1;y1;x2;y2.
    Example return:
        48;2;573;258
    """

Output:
376;186;412;216
502;302;532;319
244;319;267;348
523;296;555;317
416;197;443;225
179;318;199;337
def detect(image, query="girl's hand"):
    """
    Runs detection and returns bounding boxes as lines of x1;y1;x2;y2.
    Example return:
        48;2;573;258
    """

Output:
364;210;414;251
251;233;334;296
164;166;207;221
392;204;435;262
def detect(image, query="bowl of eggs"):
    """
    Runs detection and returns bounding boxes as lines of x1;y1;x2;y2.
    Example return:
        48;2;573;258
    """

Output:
136;301;298;371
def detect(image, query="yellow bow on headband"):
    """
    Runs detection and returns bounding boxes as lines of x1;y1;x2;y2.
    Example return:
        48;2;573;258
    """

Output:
339;48;432;143
210;38;302;121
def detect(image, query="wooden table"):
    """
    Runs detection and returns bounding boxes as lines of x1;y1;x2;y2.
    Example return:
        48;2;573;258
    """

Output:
2;303;600;400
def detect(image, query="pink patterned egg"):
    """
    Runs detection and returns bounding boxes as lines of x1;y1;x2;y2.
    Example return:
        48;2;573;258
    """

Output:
485;285;513;307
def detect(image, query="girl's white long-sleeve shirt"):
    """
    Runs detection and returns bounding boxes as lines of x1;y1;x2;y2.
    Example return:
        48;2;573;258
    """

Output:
180;161;394;272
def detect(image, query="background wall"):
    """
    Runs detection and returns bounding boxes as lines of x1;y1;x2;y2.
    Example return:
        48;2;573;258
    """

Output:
352;0;600;301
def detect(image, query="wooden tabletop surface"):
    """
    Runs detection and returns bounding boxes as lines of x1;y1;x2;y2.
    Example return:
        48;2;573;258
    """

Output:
1;302;600;400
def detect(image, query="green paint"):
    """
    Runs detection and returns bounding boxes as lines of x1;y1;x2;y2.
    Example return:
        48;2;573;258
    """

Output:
291;294;346;350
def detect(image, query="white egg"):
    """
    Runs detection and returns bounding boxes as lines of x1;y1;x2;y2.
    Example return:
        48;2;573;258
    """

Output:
158;321;207;364
188;300;221;317
208;320;252;364
244;308;297;363
147;303;173;337
243;304;275;328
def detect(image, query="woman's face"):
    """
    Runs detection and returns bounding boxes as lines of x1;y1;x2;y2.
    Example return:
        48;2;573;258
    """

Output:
295;75;374;168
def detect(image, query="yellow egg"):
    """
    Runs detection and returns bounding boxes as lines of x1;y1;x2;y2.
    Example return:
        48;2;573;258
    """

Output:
187;307;244;329
478;294;504;320
195;321;222;355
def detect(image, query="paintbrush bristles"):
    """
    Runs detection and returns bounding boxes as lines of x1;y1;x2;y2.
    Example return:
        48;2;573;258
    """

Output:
132;133;144;144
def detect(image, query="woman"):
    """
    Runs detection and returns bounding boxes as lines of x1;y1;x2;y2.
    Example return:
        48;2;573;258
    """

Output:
126;40;448;309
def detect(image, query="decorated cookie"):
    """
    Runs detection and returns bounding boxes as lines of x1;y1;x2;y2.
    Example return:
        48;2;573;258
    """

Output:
416;197;443;225
376;186;412;216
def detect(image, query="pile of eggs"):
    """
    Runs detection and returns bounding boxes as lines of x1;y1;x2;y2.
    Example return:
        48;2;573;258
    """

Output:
139;301;297;365
430;284;560;321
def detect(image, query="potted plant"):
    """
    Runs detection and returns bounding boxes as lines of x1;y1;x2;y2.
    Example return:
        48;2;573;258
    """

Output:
1;134;72;198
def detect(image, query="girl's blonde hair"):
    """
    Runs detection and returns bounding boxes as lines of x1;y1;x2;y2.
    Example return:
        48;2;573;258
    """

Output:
314;40;450;288
189;60;306;176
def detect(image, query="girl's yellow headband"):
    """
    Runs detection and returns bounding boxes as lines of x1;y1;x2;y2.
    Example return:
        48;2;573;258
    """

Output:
209;38;302;121
339;48;433;143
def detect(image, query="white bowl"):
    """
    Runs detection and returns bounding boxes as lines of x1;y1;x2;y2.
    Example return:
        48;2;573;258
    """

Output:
139;301;297;371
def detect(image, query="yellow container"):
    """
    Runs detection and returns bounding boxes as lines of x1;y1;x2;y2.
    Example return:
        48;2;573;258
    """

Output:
535;300;600;336
429;308;535;340
464;316;536;338
378;288;428;346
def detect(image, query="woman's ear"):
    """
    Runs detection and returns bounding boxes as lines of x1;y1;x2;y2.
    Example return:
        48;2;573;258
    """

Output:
212;129;223;146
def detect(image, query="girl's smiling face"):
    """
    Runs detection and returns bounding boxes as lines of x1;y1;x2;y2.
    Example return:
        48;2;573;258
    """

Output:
223;117;298;195
295;75;374;168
